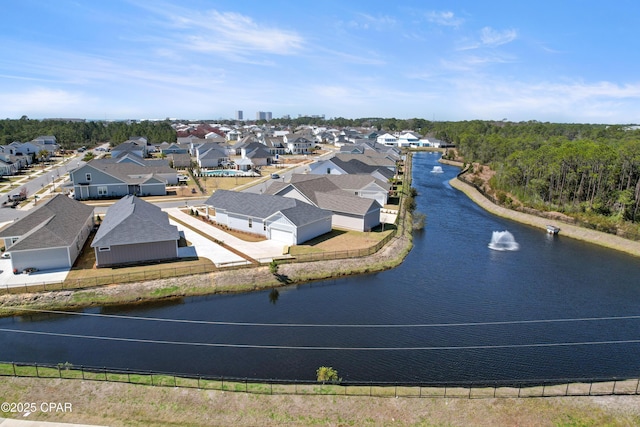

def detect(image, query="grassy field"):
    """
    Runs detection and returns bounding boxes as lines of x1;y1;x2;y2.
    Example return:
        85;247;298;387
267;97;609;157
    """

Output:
0;376;638;426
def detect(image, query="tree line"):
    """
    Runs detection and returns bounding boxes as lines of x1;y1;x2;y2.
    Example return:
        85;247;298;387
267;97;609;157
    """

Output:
3;116;640;228
443;121;640;232
0;117;175;148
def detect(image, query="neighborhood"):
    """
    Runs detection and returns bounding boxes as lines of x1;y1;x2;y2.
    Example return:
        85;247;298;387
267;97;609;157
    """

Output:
0;123;417;284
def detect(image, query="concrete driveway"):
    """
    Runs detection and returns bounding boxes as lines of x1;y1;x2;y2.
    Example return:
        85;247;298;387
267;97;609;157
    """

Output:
166;208;287;263
0;257;70;290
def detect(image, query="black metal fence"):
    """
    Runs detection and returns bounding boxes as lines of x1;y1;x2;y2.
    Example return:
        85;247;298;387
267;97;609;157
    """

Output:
1;361;638;399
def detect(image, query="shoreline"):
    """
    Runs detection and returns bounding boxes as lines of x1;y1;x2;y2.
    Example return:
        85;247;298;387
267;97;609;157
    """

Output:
0;158;415;317
449;176;640;257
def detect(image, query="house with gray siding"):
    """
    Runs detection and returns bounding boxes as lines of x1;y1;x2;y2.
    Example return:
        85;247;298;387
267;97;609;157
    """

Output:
91;195;179;267
204;190;332;245
0;194;94;272
266;177;381;231
70;158;177;200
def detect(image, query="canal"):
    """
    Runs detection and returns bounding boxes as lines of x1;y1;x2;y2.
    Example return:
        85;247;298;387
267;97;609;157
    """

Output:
2;152;640;384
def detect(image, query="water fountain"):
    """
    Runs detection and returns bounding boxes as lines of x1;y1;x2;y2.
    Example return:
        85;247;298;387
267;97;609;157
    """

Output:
488;230;520;251
431;166;444;173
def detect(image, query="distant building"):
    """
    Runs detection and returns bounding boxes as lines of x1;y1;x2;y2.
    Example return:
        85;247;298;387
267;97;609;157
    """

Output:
256;111;272;121
236;110;243;120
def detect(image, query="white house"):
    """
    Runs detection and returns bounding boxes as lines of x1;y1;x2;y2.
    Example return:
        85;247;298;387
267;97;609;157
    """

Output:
376;133;398;146
204;190;332;245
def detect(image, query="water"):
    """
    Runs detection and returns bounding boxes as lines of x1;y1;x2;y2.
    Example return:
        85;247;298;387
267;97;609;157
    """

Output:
2;152;640;384
488;230;520;251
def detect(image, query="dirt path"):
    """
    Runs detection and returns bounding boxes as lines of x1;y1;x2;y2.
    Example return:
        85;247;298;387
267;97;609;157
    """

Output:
450;177;640;257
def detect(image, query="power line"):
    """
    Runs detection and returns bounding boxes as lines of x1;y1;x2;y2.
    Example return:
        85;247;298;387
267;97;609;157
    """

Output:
1;327;640;350
5;307;640;328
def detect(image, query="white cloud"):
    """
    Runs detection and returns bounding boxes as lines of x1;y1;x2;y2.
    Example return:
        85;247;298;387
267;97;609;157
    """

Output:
451;77;640;122
346;13;397;31
0;88;98;117
426;11;464;28
157;8;304;56
480;27;517;47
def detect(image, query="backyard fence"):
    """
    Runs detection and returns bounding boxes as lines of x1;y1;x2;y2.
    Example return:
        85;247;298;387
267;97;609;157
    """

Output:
1;361;638;399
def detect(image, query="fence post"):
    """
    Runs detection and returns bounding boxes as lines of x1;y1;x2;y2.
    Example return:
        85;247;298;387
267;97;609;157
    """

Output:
636;378;640;395
35;363;39;378
104;367;107;381
81;366;85;380
127;369;130;383
612;381;617;395
588;382;593;396
565;382;569;396
150;372;154;386
58;365;61;378
174;375;177;387
541;384;545;397
12;362;16;376
198;376;201;389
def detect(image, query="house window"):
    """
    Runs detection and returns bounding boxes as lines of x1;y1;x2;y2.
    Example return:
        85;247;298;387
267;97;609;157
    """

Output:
97;186;108;196
327;168;331;174
248;218;253;228
98;247;110;252
85;173;91;181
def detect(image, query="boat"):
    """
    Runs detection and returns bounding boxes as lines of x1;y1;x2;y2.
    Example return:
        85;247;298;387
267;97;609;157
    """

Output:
431;166;444;174
546;225;560;235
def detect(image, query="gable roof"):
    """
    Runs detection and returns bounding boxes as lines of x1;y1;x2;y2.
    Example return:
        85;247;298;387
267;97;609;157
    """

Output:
79;159;175;184
91;195;179;248
206;189;298;219
290;173;390;191
267;178;381;216
0;194;94;251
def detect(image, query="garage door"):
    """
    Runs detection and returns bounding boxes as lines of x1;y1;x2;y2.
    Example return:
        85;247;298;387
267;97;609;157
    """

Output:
269;227;295;245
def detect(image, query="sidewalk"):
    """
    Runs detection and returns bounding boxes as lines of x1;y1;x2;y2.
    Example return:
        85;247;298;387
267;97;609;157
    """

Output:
165;208;287;262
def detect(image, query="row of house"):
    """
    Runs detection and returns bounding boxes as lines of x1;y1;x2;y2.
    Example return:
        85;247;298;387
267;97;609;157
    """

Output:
0;136;60;176
202;141;401;246
0;194;180;272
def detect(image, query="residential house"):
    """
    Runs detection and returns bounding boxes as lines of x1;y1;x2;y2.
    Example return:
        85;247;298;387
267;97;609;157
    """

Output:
0;194;94;272
91;195;179;267
376;133;398;146
160;142;190;155
289;174;390;207
195;144;230;169
284;134;313;154
397;131;421;147
31;135;60;154
308;157;395;182
205;190;332;245
111;140;147;159
266;177;381;231
168;153;191;169
70;157;177;200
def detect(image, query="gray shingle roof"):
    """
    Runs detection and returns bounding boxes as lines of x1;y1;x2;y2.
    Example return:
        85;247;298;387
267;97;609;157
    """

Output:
82;159;174;184
91;195;179;247
206;189;298;219
0;194;94;251
266;177;381;216
205;190;331;225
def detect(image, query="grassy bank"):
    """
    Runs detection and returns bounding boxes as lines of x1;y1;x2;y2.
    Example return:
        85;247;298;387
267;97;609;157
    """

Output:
1;376;638;426
450;177;640;257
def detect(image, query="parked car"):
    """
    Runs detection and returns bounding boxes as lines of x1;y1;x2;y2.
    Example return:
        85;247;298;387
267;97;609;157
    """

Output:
1;252;10;259
271;173;280;179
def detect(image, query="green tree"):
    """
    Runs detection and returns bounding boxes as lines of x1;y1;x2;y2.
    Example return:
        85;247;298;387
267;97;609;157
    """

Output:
316;366;340;384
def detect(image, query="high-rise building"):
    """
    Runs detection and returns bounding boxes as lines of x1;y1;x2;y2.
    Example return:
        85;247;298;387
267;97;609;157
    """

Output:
236;110;243;120
256;111;272;121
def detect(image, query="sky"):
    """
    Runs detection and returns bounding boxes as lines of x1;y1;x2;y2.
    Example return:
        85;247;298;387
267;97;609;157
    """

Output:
2;0;640;124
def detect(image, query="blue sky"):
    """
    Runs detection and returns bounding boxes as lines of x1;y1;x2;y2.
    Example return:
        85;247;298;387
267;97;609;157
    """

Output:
2;0;640;123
